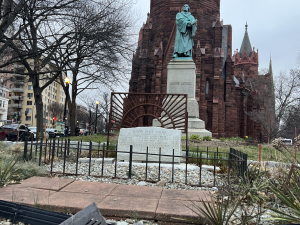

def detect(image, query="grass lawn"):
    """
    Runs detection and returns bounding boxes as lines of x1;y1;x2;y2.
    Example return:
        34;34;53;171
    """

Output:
184;144;299;163
57;134;299;163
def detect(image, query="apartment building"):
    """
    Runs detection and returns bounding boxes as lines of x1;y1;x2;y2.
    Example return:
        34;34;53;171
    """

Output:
8;63;66;128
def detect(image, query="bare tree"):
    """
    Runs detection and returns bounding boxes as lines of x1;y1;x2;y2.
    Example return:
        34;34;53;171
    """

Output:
78;89;111;133
248;69;300;141
0;0;80;136
48;102;64;120
279;103;300;141
54;0;135;135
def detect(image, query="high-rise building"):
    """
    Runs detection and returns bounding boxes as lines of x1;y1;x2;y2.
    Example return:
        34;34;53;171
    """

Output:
8;63;66;128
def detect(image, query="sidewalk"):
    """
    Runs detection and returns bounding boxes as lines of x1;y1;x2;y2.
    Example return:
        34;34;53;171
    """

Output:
0;177;211;224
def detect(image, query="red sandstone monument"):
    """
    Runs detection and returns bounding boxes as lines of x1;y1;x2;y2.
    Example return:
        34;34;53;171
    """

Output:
129;0;274;139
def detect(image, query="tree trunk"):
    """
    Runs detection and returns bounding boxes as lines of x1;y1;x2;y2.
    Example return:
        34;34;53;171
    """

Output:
34;87;44;139
70;94;76;136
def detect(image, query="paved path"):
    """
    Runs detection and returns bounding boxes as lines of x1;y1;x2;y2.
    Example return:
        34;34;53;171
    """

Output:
0;177;211;224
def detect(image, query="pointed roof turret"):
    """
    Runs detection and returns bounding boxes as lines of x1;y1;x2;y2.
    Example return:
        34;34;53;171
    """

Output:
269;55;273;76
239;23;252;57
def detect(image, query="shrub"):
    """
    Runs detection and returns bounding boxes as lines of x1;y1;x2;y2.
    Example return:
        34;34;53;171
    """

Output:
190;134;202;141
220;137;226;141
203;136;212;141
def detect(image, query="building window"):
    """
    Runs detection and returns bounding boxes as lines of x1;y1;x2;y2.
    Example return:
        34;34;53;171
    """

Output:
27;93;33;98
26;108;32;113
48;92;50;96
26;116;31;121
28;85;33;90
10;84;12;89
0;100;2;107
206;81;209;95
27;101;32;105
0;90;2;96
52;94;54;99
3;101;4;107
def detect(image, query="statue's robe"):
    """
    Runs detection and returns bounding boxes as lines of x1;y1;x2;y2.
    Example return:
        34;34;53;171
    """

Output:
173;11;197;55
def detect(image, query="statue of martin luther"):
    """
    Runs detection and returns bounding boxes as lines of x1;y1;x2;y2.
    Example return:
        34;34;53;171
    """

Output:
172;4;197;58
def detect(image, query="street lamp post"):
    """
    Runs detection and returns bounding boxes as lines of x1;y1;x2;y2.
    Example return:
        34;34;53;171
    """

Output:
63;77;70;137
95;101;99;134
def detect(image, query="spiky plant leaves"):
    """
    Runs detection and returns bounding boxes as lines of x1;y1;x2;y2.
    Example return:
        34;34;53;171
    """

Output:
267;182;300;224
0;157;21;187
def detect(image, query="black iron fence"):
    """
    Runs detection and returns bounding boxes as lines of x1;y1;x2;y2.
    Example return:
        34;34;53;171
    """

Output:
23;138;247;187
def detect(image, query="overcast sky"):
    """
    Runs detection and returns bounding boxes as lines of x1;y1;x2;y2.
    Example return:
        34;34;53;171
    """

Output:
133;0;300;77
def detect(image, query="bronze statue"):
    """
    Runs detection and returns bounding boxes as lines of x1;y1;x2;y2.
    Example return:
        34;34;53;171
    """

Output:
172;4;197;58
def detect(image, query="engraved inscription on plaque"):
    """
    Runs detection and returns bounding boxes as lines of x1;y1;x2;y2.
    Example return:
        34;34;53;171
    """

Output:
117;127;181;163
169;82;192;86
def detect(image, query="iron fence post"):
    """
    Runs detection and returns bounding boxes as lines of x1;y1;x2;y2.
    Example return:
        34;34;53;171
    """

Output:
23;137;28;161
76;142;80;176
128;145;133;179
243;153;248;180
229;148;232;169
114;143;118;178
145;147;148;180
88;141;92;176
185;148;188;184
158;148;161;181
50;139;55;175
30;138;33;160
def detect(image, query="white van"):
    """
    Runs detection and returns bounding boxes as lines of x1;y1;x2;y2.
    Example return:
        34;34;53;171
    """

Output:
276;138;293;146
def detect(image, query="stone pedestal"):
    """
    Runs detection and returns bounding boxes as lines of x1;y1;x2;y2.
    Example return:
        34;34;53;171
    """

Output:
153;59;212;138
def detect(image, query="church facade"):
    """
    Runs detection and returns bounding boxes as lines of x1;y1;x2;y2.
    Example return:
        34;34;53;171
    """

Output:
129;0;274;139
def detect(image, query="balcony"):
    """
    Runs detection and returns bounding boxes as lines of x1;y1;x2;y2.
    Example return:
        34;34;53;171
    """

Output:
9;111;22;116
14;64;25;69
12;80;25;85
10;96;23;100
10;103;23;108
11;88;24;93
12;73;27;78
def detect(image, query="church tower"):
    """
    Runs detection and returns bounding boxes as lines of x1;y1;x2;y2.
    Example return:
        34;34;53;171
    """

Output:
129;2;272;139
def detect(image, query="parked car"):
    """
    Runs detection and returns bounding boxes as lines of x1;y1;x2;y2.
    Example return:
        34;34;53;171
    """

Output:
0;124;34;141
28;127;49;140
79;129;87;136
46;128;58;138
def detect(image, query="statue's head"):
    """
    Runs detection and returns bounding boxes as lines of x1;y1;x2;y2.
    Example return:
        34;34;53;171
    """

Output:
183;4;190;12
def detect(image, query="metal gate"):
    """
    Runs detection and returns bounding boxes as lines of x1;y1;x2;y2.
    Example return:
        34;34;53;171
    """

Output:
108;92;188;132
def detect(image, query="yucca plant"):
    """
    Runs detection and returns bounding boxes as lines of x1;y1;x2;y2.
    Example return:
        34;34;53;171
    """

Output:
185;196;257;225
267;182;300;224
0;157;21;187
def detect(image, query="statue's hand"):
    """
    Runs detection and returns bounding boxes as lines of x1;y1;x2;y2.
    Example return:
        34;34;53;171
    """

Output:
191;19;197;25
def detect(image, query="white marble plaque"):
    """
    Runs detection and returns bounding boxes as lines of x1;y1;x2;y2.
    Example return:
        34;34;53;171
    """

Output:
117;127;181;163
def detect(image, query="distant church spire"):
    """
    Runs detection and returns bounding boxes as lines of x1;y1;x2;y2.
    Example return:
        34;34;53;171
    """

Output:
269;55;273;76
239;22;252;57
